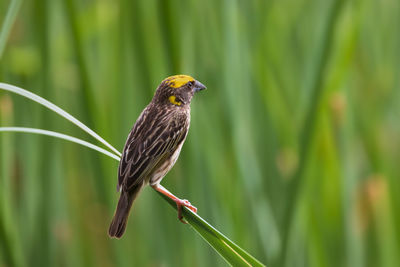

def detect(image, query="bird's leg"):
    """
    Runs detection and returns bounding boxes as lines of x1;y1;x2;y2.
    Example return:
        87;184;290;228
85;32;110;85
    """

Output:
151;184;197;224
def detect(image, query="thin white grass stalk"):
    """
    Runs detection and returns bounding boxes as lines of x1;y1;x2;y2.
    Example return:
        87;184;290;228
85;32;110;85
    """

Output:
0;83;121;157
0;127;120;161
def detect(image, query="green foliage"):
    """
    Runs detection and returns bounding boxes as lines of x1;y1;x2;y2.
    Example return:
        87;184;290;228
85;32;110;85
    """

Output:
0;0;22;58
157;191;264;267
1;0;400;266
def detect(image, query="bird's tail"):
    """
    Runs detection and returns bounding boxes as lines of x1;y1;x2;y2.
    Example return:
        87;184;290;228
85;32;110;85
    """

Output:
108;185;142;238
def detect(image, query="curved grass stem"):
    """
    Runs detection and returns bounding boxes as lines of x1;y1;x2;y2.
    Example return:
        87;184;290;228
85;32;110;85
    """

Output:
0;83;121;157
0;127;120;161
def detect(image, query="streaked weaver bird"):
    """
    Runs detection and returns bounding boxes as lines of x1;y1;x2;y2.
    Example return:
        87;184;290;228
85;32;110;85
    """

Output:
108;75;206;238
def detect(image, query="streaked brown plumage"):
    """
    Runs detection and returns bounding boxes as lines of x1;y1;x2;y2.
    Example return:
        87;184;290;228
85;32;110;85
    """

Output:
108;75;206;238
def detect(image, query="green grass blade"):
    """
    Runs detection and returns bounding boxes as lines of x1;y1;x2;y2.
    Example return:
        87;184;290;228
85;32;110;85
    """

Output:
0;0;23;59
0;82;121;157
279;0;346;264
0;127;120;161
157;192;266;267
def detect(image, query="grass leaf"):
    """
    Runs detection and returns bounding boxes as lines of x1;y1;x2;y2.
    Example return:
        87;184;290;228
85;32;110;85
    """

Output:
0;127;120;161
0;0;22;59
0;82;121;157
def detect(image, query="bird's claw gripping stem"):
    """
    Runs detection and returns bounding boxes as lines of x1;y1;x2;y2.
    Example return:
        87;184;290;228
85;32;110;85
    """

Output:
174;198;197;224
152;184;197;224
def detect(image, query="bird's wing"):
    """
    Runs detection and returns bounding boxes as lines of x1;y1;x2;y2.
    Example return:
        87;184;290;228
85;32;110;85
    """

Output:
118;108;188;192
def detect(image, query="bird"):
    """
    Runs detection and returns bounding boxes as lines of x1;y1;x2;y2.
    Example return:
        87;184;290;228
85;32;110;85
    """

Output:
108;74;206;238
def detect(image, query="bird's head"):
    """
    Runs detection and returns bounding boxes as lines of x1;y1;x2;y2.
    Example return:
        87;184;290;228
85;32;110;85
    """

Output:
153;75;206;107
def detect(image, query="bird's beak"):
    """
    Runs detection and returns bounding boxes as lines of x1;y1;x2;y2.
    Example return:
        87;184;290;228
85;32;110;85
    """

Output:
193;80;206;93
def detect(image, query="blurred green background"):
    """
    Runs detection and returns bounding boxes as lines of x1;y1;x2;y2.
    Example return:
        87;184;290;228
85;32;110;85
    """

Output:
1;0;400;266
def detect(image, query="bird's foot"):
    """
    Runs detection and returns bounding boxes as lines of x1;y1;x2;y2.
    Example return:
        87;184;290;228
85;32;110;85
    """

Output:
174;198;197;224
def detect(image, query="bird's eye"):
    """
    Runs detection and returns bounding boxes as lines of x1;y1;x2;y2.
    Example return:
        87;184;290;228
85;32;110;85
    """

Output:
188;81;194;87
